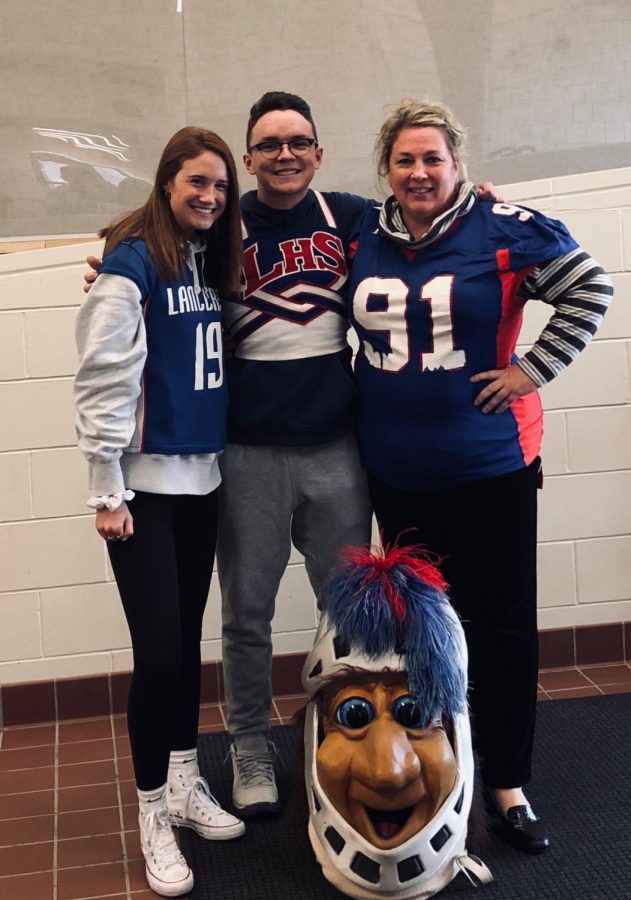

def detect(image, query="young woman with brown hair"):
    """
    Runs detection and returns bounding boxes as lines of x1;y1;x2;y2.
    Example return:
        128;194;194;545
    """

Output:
74;126;244;896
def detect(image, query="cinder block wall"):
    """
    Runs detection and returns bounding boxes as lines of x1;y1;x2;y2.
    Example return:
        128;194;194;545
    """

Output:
0;168;629;687
507;169;631;629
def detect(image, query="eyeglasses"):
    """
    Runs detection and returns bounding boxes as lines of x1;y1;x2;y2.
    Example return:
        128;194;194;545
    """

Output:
248;138;317;159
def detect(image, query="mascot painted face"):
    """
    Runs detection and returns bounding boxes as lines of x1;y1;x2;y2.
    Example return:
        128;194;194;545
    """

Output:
302;546;492;899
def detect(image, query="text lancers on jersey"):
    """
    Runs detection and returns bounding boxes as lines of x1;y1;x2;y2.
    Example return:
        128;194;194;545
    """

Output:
167;285;221;316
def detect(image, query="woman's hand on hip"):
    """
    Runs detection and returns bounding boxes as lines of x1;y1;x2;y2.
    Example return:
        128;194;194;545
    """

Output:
471;364;537;414
95;503;134;542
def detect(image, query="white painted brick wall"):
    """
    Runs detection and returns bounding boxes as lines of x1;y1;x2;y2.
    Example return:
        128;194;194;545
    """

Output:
505;168;631;630
1;170;630;685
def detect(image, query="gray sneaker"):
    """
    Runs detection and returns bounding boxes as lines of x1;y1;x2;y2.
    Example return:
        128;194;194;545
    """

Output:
230;741;280;816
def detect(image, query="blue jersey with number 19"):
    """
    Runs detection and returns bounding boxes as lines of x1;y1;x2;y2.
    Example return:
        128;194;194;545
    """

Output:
349;200;578;490
100;238;227;455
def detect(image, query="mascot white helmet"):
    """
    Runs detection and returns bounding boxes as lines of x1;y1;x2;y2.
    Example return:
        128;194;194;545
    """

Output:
302;546;492;899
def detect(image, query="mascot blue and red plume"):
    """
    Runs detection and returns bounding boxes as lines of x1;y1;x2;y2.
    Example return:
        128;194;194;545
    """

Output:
324;545;467;725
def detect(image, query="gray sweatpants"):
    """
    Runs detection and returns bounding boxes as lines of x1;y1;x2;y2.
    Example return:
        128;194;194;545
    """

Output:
216;432;372;739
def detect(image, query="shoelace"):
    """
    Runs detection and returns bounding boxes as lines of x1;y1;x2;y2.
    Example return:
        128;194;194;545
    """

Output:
232;745;277;786
143;808;186;868
456;854;494;886
190;775;227;820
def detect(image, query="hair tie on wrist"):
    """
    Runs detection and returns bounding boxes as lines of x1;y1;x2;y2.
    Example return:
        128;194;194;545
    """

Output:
86;490;135;512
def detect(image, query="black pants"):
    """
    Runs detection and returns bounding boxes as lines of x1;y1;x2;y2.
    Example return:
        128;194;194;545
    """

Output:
107;490;217;790
368;460;540;788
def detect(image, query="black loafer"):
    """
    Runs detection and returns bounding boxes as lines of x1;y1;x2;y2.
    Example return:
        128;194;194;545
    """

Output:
497;804;550;854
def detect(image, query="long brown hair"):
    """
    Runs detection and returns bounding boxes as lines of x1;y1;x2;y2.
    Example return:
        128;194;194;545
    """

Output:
100;126;242;296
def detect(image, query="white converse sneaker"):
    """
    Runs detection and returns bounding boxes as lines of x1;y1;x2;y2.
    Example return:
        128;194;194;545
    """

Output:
168;774;245;840
139;806;193;897
230;741;280;816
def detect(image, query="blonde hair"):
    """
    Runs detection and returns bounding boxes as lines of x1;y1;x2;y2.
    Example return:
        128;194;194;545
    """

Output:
375;99;468;182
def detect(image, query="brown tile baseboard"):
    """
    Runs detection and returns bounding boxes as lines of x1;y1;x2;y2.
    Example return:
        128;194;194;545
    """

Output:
2;622;629;728
539;621;628;669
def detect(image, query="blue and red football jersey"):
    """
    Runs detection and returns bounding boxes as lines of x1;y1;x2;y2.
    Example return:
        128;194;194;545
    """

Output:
349;200;578;490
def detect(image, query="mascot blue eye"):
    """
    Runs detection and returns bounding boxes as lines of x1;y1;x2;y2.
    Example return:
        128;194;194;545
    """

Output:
392;695;424;728
336;697;374;728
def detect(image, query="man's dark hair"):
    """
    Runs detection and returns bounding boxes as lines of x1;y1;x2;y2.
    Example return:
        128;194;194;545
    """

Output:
246;91;318;148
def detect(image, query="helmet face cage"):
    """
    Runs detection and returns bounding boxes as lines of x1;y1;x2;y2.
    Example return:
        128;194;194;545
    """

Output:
302;614;407;700
301;609;474;899
304;702;473;898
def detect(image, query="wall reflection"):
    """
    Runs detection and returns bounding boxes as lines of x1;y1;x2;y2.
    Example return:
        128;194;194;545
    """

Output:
1;0;629;239
30;128;150;219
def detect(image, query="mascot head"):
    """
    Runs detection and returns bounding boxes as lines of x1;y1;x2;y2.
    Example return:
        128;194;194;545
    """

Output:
301;546;491;899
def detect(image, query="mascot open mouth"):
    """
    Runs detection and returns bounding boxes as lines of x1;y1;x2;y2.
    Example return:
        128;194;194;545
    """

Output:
366;805;413;840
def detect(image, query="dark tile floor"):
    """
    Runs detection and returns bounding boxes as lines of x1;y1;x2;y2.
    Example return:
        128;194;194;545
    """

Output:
1;666;630;899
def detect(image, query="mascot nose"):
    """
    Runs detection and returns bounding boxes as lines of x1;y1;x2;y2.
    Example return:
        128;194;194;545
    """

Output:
354;718;421;791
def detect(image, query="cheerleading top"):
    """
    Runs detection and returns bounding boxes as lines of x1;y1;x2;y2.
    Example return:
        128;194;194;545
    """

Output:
222;189;375;446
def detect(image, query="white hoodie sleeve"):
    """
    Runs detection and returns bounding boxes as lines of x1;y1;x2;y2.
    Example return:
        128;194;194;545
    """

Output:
74;273;147;495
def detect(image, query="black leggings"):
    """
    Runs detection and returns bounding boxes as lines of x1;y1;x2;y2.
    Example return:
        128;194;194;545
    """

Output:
368;460;540;789
107;490;217;791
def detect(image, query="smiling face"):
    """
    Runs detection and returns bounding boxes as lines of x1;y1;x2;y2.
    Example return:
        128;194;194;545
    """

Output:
244;109;323;209
316;679;457;850
387;126;459;239
165;150;228;238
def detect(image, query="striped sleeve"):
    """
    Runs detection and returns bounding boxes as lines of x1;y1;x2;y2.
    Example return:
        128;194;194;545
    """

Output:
516;248;613;386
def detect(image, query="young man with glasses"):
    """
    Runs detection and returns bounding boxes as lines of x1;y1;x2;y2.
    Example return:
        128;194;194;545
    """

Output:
219;91;374;817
